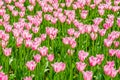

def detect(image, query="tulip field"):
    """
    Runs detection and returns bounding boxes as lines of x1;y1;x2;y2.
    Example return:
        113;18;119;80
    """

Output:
1;0;120;80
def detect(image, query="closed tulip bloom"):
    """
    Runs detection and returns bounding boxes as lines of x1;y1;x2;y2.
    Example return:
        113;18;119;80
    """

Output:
51;62;66;73
76;62;86;72
0;66;2;70
113;41;119;48
90;32;97;40
16;37;23;47
47;54;54;62
23;76;32;80
26;60;36;71
67;28;75;36
3;48;12;56
34;54;41;63
93;17;103;26
12;10;18;17
38;46;48;56
82;71;93;80
67;49;74;55
78;50;89;62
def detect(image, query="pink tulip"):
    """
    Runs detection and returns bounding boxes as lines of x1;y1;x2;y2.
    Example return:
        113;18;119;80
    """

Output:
109;49;116;56
117;17;120;27
98;29;106;36
32;27;39;33
67;28;75;36
23;76;32;80
85;25;92;33
3;48;12;56
0;72;8;80
104;39;112;47
38;46;48;56
78;50;89;62
82;71;93;80
47;54;54;62
34;54;41;63
93;17;103;26
96;54;104;65
74;31;80;38
76;62;86;72
90;4;96;9
115;50;120;58
40;34;47;41
90;32;97;40
89;56;97;66
113;41;119;48
5;0;12;4
51;62;66;73
1;40;8;48
25;39;32;48
16;37;23;47
81;10;88;19
98;9;104;16
26;60;36;71
27;5;34;11
104;61;118;78
12;10;18;17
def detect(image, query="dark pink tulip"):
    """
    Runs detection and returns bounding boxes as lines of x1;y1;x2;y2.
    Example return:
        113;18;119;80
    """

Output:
26;60;36;71
82;71;93;80
47;54;54;62
0;72;8;80
3;48;12;56
34;54;41;63
32;27;39;33
76;62;86;72
78;50;89;62
51;62;66;73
